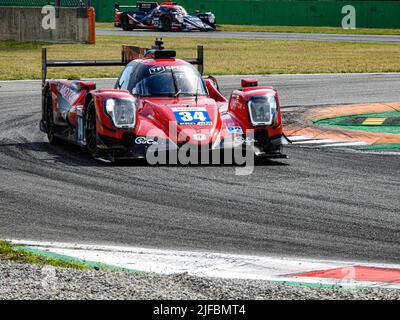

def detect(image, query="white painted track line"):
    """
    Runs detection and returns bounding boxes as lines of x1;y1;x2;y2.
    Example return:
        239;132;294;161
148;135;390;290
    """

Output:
286;135;311;142
287;136;372;149
319;141;369;147
9;240;400;289
292;139;336;144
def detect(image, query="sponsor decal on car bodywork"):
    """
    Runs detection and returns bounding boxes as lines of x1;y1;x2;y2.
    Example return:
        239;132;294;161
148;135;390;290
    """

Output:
234;136;256;145
149;66;166;75
172;107;212;126
192;133;207;141
56;82;81;119
135;136;159;145
227;126;243;134
57;82;81;104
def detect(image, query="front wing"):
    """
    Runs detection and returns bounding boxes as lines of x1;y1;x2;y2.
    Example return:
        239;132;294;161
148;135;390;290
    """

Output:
95;132;287;162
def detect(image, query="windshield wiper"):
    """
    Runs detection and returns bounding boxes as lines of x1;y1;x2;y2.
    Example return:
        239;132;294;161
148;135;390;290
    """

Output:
170;68;181;97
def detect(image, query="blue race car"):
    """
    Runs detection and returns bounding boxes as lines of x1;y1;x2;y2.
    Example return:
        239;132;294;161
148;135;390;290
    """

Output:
115;1;216;31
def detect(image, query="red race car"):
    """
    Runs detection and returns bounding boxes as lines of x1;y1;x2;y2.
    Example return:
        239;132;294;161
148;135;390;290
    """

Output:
40;39;287;164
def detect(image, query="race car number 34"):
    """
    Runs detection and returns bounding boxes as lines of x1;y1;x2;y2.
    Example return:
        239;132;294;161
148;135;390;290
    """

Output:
173;108;212;125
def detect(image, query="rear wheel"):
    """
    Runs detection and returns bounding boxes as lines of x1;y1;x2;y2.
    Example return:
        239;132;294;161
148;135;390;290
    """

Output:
86;101;101;159
45;91;61;145
121;14;134;31
161;15;172;31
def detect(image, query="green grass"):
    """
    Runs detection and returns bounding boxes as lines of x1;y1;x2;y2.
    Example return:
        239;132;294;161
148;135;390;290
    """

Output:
359;143;400;150
96;22;400;35
314;111;400;135
96;22;115;29
1;35;400;80
0;240;89;269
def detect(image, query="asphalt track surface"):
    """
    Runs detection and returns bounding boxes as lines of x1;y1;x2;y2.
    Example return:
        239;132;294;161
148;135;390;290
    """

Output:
0;73;399;264
97;28;400;43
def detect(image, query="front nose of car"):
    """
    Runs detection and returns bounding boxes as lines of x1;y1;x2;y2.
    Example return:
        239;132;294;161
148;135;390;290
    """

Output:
142;98;222;146
173;103;221;145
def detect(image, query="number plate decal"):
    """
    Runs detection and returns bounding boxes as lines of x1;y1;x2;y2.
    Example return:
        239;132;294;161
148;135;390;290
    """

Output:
172;108;212;125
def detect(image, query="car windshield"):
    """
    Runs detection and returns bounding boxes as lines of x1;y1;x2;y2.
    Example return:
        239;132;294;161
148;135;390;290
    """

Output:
174;6;188;15
151;6;167;14
132;65;207;97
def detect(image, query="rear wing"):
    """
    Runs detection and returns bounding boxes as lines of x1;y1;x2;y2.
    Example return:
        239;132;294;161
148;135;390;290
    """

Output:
115;2;169;13
115;2;179;12
114;2;138;12
41;40;204;87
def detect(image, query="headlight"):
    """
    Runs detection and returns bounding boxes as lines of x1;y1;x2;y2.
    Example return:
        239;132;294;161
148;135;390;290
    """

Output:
176;14;184;23
247;95;277;126
105;98;136;129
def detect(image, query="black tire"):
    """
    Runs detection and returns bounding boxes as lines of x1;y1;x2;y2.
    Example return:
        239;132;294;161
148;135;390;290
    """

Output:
161;15;172;31
45;91;61;145
121;14;134;31
86;101;101;159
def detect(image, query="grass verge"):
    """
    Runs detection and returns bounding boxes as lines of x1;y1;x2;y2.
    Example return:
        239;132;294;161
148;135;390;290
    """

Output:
220;24;400;35
96;22;400;35
0;240;89;269
1;35;400;80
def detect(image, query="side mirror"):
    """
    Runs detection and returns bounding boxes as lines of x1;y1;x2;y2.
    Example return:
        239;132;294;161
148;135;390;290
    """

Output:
207;75;220;90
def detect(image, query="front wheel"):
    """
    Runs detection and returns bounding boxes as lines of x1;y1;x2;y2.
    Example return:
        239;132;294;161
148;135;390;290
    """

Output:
86;101;101;159
45;91;61;145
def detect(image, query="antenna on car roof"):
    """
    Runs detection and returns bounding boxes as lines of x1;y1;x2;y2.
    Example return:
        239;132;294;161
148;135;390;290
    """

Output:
153;38;164;50
194;71;200;105
145;38;176;59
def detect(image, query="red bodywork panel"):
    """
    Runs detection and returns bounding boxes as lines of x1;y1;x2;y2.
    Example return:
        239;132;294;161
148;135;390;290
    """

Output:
115;11;122;26
46;80;96;126
228;86;283;138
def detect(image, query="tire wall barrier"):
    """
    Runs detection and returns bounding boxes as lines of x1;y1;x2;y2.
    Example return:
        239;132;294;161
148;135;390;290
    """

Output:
91;0;400;29
0;6;91;43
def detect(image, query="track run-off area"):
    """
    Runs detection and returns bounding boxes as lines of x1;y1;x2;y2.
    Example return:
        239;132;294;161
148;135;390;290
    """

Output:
0;73;399;287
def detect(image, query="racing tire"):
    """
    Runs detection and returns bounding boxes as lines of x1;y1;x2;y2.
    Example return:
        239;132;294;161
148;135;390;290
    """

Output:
86;101;101;159
45;91;62;145
161;15;172;31
121;14;134;31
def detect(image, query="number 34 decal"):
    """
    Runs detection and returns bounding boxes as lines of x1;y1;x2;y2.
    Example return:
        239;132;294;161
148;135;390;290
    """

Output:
178;111;206;122
173;108;212;125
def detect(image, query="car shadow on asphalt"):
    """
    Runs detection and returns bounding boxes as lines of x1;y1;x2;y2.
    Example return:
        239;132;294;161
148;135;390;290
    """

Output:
115;158;289;167
0;141;289;167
